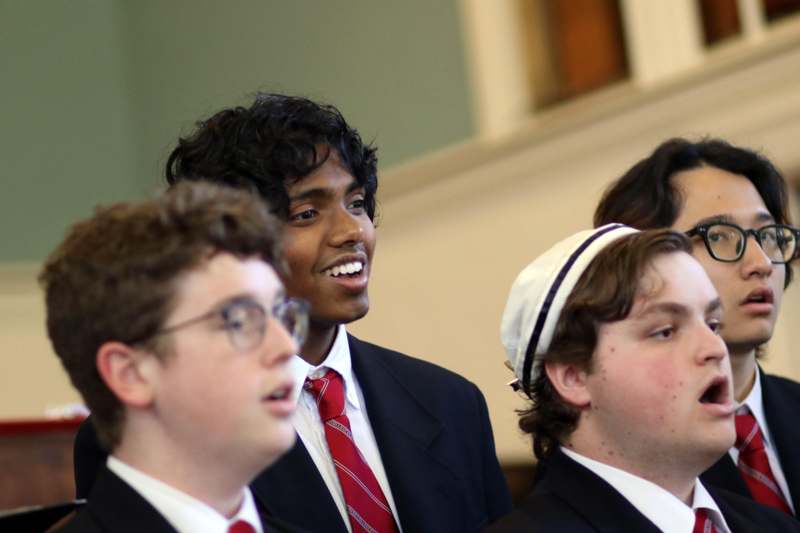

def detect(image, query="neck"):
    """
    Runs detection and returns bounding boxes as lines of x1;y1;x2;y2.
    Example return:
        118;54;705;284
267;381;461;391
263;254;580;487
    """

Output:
566;432;698;505
300;321;338;366
114;419;259;517
728;344;758;403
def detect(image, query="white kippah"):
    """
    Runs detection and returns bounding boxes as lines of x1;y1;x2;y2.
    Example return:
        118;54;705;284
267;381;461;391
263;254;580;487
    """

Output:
500;224;639;394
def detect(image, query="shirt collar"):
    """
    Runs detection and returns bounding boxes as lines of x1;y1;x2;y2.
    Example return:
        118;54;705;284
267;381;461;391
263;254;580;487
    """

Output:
561;447;730;533
739;365;772;447
107;456;262;533
289;325;360;411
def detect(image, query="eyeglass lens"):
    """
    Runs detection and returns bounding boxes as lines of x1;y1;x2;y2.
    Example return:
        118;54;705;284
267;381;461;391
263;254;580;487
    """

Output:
222;298;308;352
705;224;796;263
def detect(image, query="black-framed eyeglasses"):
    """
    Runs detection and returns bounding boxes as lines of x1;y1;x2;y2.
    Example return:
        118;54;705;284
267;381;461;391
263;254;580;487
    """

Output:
686;222;799;264
137;295;309;352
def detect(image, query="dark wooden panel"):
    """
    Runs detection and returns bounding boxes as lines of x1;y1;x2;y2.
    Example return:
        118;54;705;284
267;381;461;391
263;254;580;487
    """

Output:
0;419;81;510
698;0;742;45
548;0;629;99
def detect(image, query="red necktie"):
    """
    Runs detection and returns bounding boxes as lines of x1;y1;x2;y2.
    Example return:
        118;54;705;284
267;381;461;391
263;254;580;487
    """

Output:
735;411;793;514
228;520;256;533
306;370;399;533
693;508;719;533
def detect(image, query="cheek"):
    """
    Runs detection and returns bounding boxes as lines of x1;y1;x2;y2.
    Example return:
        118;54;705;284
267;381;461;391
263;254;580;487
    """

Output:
771;267;787;304
361;219;377;257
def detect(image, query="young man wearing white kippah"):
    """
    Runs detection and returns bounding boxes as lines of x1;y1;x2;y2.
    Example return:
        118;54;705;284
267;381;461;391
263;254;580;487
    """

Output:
489;225;800;532
595;138;800;517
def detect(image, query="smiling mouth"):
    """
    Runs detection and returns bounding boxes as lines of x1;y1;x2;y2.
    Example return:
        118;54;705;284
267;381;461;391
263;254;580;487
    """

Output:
322;261;365;278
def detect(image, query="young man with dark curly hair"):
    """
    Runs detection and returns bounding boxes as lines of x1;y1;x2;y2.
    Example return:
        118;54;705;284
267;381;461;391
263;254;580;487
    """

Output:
73;93;511;533
595;138;800;517
490;225;800;532
43;182;308;532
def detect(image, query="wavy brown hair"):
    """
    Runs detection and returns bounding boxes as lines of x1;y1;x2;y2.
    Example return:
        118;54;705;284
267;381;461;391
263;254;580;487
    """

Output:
39;181;284;450
519;229;692;461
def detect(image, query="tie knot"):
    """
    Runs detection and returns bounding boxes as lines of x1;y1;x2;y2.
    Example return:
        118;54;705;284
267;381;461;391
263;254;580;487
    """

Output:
306;369;345;421
228;519;256;533
693;508;717;533
735;411;765;453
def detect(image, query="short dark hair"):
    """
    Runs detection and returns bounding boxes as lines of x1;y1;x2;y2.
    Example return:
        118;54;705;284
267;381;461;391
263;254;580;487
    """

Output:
593;137;793;284
165;92;378;220
39;182;284;450
519;229;691;461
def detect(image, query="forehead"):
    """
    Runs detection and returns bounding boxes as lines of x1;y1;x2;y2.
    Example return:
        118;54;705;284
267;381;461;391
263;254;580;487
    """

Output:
169;253;282;318
671;166;772;231
286;151;359;196
627;252;718;318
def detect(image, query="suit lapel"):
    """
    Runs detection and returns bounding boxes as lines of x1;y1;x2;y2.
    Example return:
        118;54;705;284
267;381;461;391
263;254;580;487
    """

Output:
710;486;774;532
761;371;800;512
251;438;347;532
701;454;752;498
349;335;468;533
86;467;178;532
541;451;662;533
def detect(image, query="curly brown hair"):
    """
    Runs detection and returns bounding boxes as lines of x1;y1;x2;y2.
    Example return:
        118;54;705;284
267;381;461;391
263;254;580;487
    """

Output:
519;229;691;461
39;181;284;450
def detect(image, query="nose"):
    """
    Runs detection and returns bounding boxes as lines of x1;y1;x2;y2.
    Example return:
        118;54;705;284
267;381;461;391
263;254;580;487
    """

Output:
740;233;773;279
328;206;364;248
261;316;299;366
696;324;728;366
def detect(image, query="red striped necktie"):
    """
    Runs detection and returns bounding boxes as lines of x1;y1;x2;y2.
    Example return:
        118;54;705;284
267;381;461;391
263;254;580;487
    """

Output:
306;369;399;533
735;411;793;514
693;508;719;533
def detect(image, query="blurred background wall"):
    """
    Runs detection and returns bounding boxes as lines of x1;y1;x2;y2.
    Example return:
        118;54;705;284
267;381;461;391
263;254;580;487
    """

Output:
2;0;800;463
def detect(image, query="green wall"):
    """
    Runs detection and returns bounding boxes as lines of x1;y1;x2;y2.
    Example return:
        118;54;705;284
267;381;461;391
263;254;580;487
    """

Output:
1;0;140;261
1;0;473;261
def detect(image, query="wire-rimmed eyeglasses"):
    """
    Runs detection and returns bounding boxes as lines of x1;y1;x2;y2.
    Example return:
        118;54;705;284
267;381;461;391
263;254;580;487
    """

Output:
135;295;309;352
686;222;799;264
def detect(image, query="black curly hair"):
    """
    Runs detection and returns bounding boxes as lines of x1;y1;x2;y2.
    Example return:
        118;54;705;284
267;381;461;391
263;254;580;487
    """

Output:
165;92;379;220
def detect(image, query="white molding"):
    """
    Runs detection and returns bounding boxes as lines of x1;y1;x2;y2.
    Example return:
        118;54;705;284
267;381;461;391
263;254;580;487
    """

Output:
458;0;534;140
382;29;800;201
619;0;705;85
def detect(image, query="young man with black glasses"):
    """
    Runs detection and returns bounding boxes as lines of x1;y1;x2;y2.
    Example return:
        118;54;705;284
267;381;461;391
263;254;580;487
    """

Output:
594;138;800;517
42;182;308;532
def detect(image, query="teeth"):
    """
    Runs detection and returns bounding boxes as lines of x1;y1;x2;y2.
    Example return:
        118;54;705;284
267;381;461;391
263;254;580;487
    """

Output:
324;261;364;277
268;389;288;400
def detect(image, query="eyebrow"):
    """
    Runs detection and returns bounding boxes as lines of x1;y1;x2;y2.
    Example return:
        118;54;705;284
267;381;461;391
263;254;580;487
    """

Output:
637;297;722;319
692;211;775;228
288;180;364;203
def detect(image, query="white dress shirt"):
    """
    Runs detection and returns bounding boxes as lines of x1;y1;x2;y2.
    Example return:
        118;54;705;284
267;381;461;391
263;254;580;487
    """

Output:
562;447;731;533
729;365;795;513
289;325;402;532
107;456;262;533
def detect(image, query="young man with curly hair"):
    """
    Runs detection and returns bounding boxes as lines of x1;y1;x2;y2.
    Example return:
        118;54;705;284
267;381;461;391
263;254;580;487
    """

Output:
73;93;511;533
43;182;308;532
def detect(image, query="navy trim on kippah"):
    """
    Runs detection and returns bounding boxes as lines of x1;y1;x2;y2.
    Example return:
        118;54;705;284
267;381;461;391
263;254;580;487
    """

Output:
521;224;625;394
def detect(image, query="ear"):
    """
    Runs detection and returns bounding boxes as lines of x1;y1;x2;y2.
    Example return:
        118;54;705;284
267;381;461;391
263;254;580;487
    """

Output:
544;360;592;409
96;341;159;409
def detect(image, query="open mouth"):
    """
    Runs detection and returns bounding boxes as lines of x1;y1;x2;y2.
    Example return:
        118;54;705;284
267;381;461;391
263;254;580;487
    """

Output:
322;261;364;278
264;385;292;402
699;376;729;405
743;288;774;305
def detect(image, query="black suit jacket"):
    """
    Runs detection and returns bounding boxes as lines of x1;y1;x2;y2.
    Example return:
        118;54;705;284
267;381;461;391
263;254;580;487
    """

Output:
701;370;800;514
75;335;512;532
58;466;304;533
486;449;800;532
